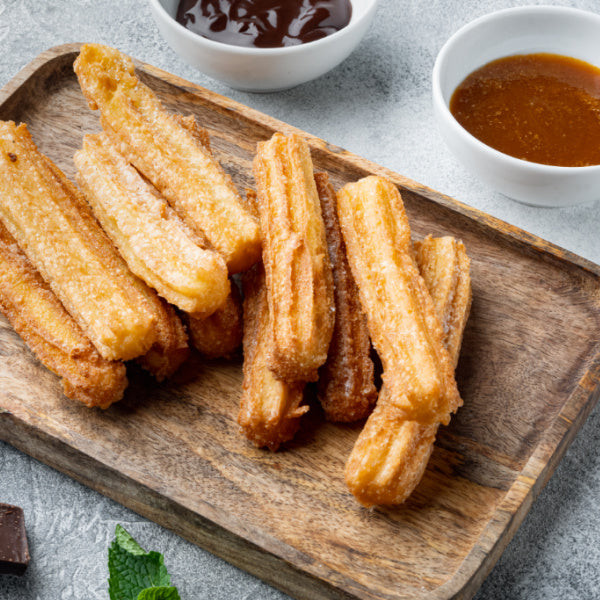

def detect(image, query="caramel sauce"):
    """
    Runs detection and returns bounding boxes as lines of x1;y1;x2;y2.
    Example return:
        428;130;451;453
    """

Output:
450;53;600;167
176;0;352;49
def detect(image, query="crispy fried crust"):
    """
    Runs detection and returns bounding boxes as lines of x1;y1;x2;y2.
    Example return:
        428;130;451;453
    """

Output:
186;281;243;359
345;236;471;506
136;293;190;382
336;176;461;424
0;221;127;408
253;133;335;383
74;44;261;273
0;121;158;361
315;172;376;422
173;114;212;154
74;133;229;316
238;264;307;451
415;236;472;368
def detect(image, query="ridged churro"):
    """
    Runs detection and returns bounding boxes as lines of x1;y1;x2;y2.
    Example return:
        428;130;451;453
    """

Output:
0;221;127;409
0;121;158;361
74;132;229;316
253;133;335;383
186;281;243;359
345;235;471;506
336;176;461;424
136;293;190;382
315;172;376;422
238;264;307;451
416;236;472;368
74;44;261;273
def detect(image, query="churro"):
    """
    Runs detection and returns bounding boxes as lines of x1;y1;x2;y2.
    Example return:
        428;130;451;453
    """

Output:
345;235;471;506
336;175;461;424
0;121;158;361
416;235;472;368
238;264;307;451
0;221;127;409
253;133;335;383
74;132;229;316
315;172;376;422
74;44;261;273
186;281;243;359
136;292;190;382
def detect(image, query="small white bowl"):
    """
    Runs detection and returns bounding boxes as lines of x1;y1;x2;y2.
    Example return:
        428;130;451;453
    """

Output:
432;6;600;207
149;0;379;92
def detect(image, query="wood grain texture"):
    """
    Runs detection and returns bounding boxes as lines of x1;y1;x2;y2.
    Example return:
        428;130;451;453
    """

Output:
1;44;600;600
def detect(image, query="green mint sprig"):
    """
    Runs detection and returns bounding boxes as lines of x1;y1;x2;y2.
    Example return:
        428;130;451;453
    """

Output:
108;525;181;600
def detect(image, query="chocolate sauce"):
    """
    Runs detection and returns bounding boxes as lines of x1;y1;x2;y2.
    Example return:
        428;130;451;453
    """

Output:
175;0;352;48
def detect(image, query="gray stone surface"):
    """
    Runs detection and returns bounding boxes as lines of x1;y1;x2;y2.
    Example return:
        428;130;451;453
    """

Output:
1;0;600;598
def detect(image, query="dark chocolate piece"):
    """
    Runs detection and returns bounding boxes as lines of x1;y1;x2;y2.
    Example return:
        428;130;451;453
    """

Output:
0;504;29;575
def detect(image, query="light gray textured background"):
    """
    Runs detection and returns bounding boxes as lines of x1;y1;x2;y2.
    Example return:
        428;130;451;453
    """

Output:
1;0;600;598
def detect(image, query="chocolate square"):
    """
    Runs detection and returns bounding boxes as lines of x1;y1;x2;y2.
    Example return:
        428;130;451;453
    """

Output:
0;504;30;576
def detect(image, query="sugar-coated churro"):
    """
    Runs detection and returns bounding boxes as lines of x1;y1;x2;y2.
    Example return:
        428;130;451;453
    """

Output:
336;175;461;424
315;172;376;422
238;264;307;451
74;44;261;273
345;235;471;506
136;292;190;382
186;281;243;359
74;132;229;316
253;133;335;383
0;220;127;409
0;121;158;361
416;235;472;369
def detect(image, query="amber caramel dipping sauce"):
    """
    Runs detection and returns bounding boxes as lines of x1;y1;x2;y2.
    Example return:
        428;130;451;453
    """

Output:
450;53;600;167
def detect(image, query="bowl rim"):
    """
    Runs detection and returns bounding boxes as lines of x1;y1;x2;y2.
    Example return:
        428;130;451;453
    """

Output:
432;4;600;174
149;0;380;56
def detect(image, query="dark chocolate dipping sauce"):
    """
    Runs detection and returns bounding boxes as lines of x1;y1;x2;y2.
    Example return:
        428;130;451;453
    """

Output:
175;0;353;48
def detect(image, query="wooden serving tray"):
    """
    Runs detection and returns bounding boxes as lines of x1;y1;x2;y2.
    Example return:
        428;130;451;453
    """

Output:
1;44;600;600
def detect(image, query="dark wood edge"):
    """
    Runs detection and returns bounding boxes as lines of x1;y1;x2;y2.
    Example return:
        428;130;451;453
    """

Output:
1;43;600;600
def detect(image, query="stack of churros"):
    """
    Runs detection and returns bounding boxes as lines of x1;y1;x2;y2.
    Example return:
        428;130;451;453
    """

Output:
336;177;470;505
0;43;472;507
0;44;258;407
239;132;471;508
74;44;261;274
345;234;471;506
238;133;335;449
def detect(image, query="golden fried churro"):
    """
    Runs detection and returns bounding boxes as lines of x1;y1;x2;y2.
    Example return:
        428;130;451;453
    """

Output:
314;172;376;422
74;44;261;273
416;235;472;368
336;175;461;423
0;221;127;409
238;264;307;451
0;121;158;361
345;235;471;506
136;293;190;382
173;114;212;153
74;132;229;316
253;133;335;383
186;281;243;359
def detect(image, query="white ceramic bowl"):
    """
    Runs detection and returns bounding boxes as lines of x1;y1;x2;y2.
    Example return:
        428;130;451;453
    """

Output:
149;0;379;92
432;6;600;207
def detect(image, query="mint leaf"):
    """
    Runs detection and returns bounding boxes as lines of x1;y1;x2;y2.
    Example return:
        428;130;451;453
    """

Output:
115;524;147;556
108;526;172;600
137;587;181;600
